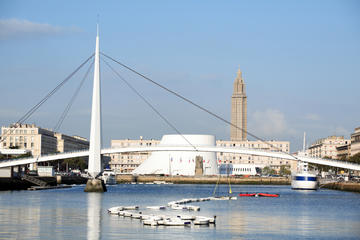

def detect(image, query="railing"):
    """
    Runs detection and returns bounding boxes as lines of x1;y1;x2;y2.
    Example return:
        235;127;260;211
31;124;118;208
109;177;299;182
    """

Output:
21;174;48;187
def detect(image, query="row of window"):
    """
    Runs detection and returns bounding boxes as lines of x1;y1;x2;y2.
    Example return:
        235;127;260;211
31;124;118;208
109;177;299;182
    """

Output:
2;142;34;148
2;129;36;135
218;143;288;148
2;136;35;142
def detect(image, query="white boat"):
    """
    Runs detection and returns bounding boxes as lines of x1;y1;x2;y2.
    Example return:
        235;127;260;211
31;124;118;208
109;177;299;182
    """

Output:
142;215;162;221
177;215;196;220
163;218;191;226
292;133;318;190
186;205;200;211
123;206;139;210
131;212;143;219
101;169;116;185
170;204;185;210
207;216;216;224
143;219;158;226
291;164;318;190
146;206;166;210
123;211;133;217
194;217;210;225
107;206;123;214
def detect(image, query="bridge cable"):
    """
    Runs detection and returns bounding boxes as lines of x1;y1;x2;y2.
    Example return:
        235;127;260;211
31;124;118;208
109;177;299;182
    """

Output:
54;61;94;132
101;52;298;160
0;54;94;143
101;57;198;151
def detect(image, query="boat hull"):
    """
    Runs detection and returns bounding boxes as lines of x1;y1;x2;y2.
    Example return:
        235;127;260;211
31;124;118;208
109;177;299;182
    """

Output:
291;175;318;190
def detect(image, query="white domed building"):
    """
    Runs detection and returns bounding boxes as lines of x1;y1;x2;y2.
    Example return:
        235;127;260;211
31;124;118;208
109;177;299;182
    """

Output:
132;134;218;176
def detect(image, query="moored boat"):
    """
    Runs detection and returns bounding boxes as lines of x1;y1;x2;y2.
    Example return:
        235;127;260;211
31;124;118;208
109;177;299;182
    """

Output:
146;206;166;210
291;133;318;190
291;162;318;190
238;193;279;197
101;169;116;185
163;218;191;226
194;217;210;225
107;206;123;214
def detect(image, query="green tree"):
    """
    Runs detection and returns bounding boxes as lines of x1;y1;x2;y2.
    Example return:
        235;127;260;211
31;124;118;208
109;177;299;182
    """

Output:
349;153;360;164
262;166;276;175
61;157;88;171
279;165;291;176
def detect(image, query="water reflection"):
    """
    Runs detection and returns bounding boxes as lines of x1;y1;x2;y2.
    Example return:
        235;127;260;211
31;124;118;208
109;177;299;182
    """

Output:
87;193;103;240
0;185;359;239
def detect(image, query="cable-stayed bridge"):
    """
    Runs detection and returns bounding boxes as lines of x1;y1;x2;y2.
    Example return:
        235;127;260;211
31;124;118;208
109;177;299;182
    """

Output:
1;25;360;176
1;146;360;171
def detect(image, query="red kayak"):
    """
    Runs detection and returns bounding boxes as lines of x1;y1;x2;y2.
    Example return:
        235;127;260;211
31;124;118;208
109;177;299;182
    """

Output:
239;193;257;197
238;193;279;197
258;193;279;197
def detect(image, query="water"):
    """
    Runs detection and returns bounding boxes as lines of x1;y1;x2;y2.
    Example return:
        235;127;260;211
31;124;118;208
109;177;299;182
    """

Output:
0;184;359;240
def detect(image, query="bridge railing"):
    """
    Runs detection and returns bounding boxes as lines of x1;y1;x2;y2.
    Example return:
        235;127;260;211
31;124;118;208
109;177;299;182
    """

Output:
0;149;90;163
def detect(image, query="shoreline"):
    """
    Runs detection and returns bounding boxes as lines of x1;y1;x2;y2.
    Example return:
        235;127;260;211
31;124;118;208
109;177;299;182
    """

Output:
116;174;291;185
322;182;360;193
2;174;360;193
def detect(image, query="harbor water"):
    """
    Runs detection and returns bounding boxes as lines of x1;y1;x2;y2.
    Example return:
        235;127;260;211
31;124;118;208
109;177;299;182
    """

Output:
0;184;359;239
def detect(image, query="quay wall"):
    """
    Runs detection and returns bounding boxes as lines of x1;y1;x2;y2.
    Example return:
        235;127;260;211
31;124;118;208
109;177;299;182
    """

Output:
116;175;291;185
0;176;87;191
322;182;360;193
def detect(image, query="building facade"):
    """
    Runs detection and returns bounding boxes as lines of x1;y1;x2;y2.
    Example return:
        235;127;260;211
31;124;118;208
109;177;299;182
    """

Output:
230;68;247;141
216;140;296;172
108;137;160;173
0;123;89;157
132;135;218;176
308;136;350;159
108;137;294;174
350;127;360;156
336;144;351;160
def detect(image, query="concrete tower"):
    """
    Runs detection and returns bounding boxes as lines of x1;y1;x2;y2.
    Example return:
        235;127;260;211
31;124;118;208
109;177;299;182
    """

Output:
230;67;247;141
88;25;102;178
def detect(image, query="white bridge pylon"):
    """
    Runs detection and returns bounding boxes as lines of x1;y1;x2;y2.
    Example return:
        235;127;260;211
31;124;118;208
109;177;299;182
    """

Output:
1;146;360;171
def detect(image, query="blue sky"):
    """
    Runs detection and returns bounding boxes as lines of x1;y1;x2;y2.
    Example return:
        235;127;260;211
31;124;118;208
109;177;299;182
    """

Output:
0;0;359;151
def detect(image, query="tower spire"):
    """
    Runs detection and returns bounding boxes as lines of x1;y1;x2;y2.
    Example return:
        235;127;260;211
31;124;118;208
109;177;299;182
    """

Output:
231;67;247;141
236;66;243;82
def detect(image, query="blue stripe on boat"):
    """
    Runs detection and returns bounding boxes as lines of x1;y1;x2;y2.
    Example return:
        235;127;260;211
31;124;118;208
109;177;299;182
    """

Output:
294;176;317;181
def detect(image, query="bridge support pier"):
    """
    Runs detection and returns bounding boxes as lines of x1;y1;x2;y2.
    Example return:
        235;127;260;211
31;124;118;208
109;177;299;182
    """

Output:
84;179;107;192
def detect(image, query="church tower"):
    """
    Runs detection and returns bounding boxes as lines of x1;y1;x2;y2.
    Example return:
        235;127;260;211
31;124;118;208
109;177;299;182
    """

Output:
231;67;247;141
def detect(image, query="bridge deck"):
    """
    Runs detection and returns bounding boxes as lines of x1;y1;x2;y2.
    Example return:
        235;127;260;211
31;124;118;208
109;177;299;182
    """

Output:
1;146;360;171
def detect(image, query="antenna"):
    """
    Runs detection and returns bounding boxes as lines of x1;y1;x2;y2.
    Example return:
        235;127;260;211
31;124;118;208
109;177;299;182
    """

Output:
97;14;100;36
303;132;306;152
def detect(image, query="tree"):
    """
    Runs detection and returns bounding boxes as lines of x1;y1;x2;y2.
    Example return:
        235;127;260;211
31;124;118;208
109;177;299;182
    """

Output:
349;153;360;164
262;166;276;175
61;157;88;171
279;165;291;176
